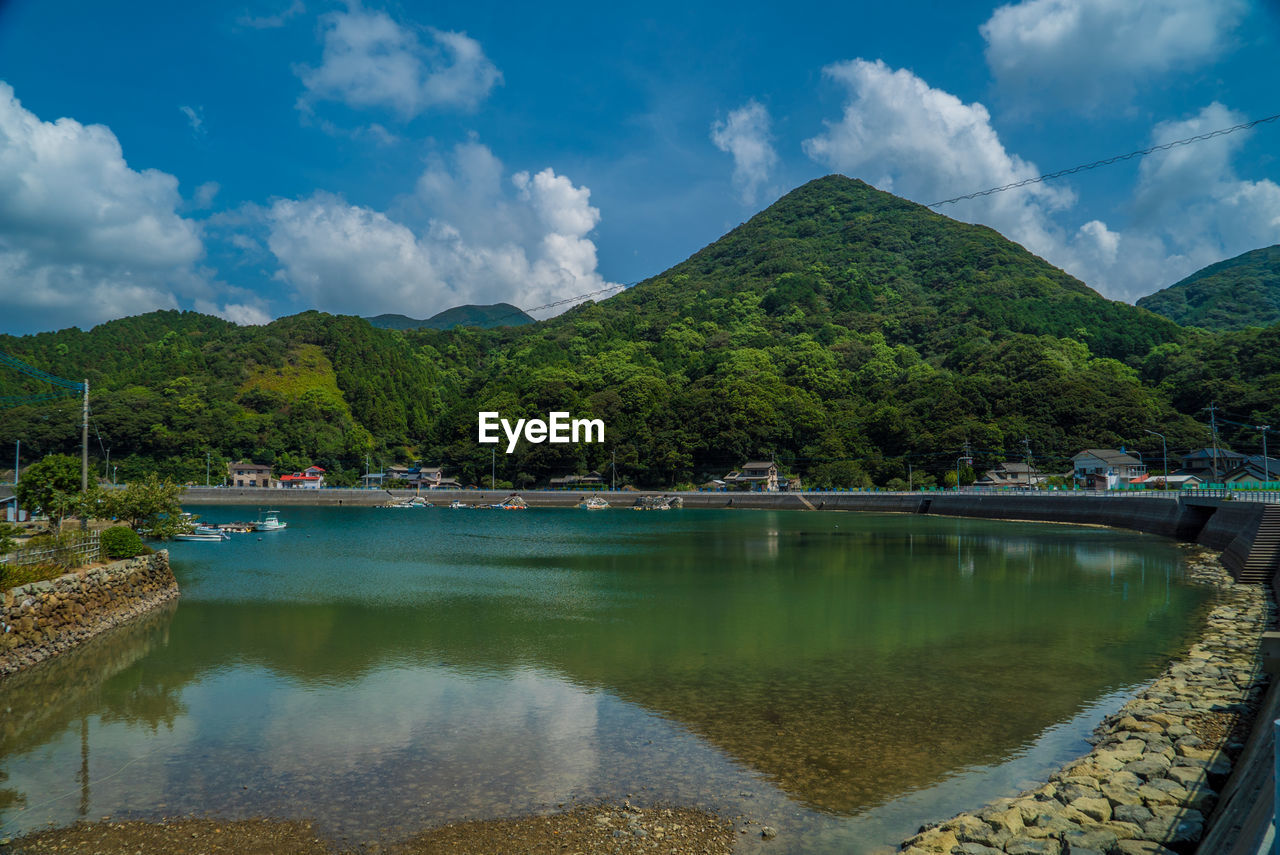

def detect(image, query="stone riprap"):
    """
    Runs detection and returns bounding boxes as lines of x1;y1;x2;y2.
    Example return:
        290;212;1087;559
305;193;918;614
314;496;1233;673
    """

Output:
0;551;179;678
899;549;1270;855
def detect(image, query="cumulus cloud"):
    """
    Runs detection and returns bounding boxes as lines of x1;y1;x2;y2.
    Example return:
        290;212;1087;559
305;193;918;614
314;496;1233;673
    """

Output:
1063;103;1280;298
803;59;1071;258
802;60;1280;302
296;4;501;118
266;141;615;317
982;0;1248;112
711;100;778;205
193;181;220;209
0;82;210;332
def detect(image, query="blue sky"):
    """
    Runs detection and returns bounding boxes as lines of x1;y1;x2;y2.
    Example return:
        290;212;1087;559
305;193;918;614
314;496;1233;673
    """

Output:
0;0;1277;334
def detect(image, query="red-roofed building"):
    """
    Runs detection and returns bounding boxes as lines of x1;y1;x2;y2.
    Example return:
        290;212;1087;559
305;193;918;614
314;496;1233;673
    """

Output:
281;466;326;489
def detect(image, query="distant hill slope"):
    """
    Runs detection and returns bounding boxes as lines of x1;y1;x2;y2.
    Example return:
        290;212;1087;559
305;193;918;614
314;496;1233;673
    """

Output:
367;303;535;331
1137;245;1280;331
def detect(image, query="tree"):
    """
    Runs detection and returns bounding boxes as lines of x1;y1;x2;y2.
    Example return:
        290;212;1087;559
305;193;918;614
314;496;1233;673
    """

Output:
106;474;185;538
14;453;82;529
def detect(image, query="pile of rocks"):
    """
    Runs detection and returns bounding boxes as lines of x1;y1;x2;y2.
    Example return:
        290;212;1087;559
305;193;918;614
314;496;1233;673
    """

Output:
0;551;179;677
899;551;1270;855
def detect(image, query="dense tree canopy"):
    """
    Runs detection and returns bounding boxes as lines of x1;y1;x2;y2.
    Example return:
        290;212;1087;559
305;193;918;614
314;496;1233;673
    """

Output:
0;177;1275;488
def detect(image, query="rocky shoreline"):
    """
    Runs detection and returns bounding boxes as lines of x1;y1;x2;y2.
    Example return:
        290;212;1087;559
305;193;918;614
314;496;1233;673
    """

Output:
0;552;180;678
899;547;1271;855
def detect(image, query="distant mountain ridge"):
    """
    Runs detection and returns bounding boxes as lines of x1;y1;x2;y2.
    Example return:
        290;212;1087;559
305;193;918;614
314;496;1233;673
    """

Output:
367;303;535;331
1137;245;1280;331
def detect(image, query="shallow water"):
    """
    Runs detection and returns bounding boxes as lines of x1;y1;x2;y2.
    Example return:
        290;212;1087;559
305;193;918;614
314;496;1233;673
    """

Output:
0;507;1206;852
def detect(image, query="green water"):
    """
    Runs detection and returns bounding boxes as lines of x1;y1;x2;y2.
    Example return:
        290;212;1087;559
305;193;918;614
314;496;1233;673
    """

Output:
0;507;1206;852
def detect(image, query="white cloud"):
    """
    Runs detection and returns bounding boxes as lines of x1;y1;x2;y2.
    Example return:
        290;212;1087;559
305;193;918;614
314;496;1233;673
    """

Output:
1064;103;1280;298
296;4;501;118
982;0;1248;112
237;0;305;29
193;181;220;209
266;141;615;317
801;61;1280;303
802;59;1071;259
196;299;273;326
0;82;208;332
179;105;204;135
711;100;777;205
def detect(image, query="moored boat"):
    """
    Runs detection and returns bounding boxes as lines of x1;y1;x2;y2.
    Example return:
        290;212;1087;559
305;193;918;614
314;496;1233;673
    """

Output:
255;510;287;531
580;496;610;509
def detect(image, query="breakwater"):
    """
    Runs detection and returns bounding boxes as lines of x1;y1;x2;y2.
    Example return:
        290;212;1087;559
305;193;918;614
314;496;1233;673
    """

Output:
899;550;1269;855
0;551;179;678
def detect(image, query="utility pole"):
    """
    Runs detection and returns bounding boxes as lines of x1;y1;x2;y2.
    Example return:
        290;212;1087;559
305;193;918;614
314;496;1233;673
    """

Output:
1261;425;1272;488
611;450;616;491
205;451;210;487
907;460;913;492
491;447;496;490
1144;429;1167;490
81;378;89;492
13;439;18;486
956;440;972;492
1206;402;1221;483
1022;437;1035;486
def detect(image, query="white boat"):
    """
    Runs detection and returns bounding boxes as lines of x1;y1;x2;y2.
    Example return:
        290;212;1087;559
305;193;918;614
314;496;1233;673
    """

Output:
174;530;227;542
448;500;469;509
580;496;610;510
255;510;287;531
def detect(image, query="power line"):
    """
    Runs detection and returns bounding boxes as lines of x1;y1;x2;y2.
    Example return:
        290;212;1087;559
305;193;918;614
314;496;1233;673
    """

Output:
928;111;1280;207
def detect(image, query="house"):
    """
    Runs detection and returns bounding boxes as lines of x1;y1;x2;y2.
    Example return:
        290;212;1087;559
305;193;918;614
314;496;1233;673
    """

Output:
548;471;606;489
360;472;386;488
1150;473;1205;490
384;465;415;482
280;465;326;489
408;466;463;489
1178;448;1247;481
724;461;780;492
1222;456;1280;487
227;461;278;488
1072;449;1146;489
975;461;1045;488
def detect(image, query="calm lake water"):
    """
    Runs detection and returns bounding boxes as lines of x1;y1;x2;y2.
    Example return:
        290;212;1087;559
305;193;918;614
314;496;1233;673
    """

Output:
0;507;1207;852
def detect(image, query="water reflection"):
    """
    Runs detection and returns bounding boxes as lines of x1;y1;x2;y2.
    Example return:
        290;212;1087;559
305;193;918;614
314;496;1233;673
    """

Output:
0;510;1207;851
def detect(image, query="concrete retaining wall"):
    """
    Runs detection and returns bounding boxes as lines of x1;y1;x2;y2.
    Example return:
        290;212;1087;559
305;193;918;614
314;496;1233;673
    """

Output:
0;551;179;678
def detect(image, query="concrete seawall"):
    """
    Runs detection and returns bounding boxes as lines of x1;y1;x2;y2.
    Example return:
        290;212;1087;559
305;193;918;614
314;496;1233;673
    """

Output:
0;551;179;678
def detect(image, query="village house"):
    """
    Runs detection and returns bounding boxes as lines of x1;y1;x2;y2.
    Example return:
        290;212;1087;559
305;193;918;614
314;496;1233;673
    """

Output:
975;461;1045;488
408;466;463;489
1222;455;1280;487
548;471;606;489
724;461;780;492
1177;447;1248;482
227;461;278;488
1072;449;1146;490
280;465;326;489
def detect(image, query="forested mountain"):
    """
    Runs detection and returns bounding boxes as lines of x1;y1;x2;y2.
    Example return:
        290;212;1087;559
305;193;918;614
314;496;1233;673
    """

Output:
366;303;535;331
1137;245;1280;331
1;176;1276;489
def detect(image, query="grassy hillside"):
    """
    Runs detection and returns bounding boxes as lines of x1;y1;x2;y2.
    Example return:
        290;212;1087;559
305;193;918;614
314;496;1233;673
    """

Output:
1137;245;1280;331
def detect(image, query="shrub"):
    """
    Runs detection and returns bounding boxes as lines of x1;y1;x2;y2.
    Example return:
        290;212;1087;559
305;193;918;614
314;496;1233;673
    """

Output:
0;562;65;590
100;526;149;559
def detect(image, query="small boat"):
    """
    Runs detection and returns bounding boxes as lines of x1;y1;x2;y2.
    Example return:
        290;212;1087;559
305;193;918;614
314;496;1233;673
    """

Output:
255;510;287;531
580;496;610;510
448;500;469;509
173;530;228;542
